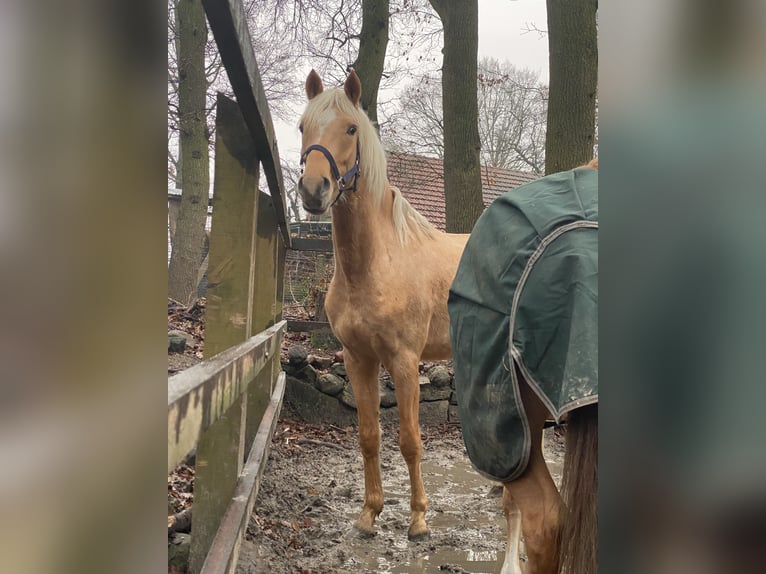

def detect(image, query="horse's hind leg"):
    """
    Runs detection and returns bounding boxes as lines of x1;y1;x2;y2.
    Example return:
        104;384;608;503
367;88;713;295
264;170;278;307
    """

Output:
345;352;384;536
500;488;524;574
389;355;429;540
504;373;562;574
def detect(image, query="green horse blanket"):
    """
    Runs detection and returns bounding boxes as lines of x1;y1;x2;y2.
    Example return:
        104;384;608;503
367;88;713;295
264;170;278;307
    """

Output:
448;167;598;482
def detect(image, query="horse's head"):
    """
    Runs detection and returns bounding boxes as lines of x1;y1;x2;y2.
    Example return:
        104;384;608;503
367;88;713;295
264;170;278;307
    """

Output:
298;70;363;215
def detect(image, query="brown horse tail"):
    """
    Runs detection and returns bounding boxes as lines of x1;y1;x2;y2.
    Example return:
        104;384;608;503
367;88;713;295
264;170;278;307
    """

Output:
580;157;598;169
559;404;598;574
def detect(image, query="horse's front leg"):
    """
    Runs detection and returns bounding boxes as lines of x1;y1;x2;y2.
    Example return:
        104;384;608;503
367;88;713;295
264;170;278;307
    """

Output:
389;355;429;540
344;352;384;536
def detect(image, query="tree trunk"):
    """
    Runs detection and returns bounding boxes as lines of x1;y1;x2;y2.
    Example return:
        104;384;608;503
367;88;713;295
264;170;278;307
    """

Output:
168;0;210;304
544;0;597;174
429;0;483;233
353;0;390;132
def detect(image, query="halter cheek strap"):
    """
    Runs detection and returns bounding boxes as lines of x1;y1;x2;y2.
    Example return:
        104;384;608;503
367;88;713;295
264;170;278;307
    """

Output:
300;140;360;206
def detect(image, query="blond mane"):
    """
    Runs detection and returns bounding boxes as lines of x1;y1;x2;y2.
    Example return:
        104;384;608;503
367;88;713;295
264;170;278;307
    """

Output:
301;88;437;244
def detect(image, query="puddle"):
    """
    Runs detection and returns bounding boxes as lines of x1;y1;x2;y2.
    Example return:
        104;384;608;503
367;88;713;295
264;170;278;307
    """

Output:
343;458;507;573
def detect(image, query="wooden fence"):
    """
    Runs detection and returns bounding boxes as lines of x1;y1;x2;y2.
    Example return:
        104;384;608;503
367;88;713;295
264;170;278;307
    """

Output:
167;1;293;572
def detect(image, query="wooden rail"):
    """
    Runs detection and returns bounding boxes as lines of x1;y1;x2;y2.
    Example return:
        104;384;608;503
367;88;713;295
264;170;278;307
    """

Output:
286;320;332;332
202;0;291;246
291;237;334;252
167;322;286;473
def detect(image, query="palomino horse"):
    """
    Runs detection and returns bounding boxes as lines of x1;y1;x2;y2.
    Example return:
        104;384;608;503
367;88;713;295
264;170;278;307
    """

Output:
296;69;468;540
449;161;598;574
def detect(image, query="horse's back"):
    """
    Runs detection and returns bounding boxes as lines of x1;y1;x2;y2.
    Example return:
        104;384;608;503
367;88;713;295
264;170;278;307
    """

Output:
448;167;598;482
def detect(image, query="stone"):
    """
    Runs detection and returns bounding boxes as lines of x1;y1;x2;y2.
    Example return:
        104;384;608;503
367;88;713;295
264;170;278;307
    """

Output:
419;382;451;402
427;365;452;388
419;400;450;425
298;364;318;385
380;405;400;425
168;533;190;572
309;354;334;370
449;391;458;405
339;382;357;409
317;373;345;396
448;404;461;423
168;336;186;353
380;388;397;408
331;363;347;379
168;329;194;344
380;371;395;390
382;401;449;425
282;376;357;427
287;345;309;367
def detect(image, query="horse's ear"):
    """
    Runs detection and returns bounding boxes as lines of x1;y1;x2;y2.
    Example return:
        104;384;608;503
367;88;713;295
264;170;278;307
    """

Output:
306;69;324;100
344;70;362;107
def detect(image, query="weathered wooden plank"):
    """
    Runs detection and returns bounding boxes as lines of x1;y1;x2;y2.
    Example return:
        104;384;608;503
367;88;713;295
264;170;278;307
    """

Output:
204;93;260;357
244;362;273;462
167;321;286;472
199;371;286;574
188;396;245;574
189;95;263;573
201;0;291;246
250;191;278;334
290;237;334;252
245;191;279;451
287;320;333;332
274;236;286;322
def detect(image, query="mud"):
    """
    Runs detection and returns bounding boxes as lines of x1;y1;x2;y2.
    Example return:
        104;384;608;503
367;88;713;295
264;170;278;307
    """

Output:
237;421;564;574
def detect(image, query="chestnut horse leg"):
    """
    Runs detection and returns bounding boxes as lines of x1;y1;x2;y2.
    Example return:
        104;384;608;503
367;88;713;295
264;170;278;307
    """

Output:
345;352;384;536
503;372;562;574
389;354;429;540
500;489;524;574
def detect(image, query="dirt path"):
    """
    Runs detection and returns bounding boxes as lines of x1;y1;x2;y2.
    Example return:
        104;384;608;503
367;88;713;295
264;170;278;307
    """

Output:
237;420;564;574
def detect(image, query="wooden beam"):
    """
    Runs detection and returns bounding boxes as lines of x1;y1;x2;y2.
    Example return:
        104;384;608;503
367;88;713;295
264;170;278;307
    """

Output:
188;397;245;574
290;238;334;252
167;321;286;473
204;93;260;357
199;372;286;574
202;0;291;246
274;236;286;322
287;320;333;332
245;191;278;452
188;93;265;574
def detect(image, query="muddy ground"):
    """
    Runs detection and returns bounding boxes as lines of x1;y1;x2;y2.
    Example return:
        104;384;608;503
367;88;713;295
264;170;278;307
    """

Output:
237;420;564;574
167;300;565;573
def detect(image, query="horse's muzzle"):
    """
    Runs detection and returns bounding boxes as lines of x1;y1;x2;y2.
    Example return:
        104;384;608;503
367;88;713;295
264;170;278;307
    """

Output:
298;175;332;214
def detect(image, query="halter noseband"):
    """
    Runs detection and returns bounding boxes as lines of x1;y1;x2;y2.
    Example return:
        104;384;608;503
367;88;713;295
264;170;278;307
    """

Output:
300;139;360;206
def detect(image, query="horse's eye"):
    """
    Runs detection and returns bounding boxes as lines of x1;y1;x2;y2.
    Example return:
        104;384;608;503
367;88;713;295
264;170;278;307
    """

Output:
347;125;357;135
299;124;304;133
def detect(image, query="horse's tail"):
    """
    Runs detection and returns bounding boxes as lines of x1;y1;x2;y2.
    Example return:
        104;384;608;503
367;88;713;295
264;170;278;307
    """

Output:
581;157;598;169
559;403;598;574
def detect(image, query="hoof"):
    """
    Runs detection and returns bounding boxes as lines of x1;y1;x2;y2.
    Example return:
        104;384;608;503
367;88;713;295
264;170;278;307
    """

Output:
352;522;377;539
407;526;430;542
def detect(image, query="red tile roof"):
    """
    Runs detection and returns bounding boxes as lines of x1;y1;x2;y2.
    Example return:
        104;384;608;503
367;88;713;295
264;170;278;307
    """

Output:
386;151;537;231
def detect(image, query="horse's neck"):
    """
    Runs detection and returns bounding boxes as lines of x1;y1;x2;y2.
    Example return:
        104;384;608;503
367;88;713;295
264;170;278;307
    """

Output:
331;183;394;285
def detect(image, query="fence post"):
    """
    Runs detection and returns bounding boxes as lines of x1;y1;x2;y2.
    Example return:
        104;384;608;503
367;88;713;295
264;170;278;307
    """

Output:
244;191;278;451
189;93;259;574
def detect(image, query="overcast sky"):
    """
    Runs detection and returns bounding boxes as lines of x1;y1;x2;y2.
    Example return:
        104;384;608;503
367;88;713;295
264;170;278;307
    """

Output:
274;0;549;165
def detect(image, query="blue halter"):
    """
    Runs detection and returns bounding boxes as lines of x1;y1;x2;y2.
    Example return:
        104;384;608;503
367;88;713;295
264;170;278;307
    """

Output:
300;140;360;206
